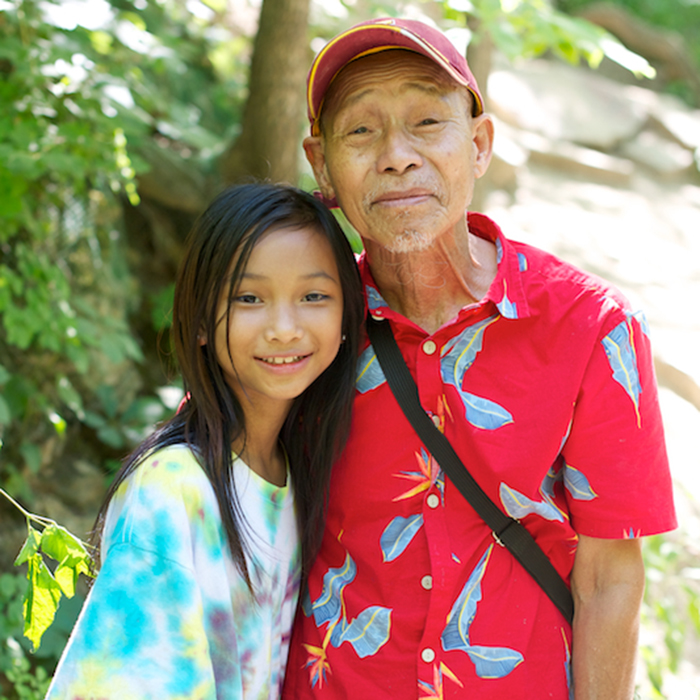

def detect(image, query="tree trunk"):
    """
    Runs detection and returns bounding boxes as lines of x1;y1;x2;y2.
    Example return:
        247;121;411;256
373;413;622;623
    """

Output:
221;0;311;184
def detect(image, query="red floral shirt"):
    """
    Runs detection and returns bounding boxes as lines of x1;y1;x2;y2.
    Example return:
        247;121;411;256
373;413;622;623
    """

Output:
283;213;676;699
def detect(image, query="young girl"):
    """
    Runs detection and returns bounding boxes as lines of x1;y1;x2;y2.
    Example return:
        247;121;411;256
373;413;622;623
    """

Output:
45;183;364;700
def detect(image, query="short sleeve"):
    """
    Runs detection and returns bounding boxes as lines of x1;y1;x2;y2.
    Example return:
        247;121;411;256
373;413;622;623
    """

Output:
45;452;222;700
561;310;676;539
45;543;216;700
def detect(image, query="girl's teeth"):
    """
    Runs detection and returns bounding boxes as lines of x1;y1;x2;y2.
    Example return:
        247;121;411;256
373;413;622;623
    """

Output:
262;356;302;365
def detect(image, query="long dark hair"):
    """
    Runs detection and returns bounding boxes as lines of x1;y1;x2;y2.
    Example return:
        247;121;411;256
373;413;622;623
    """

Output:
92;183;364;589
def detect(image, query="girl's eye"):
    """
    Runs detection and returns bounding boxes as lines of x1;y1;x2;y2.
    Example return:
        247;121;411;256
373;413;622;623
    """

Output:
304;292;328;302
235;293;260;304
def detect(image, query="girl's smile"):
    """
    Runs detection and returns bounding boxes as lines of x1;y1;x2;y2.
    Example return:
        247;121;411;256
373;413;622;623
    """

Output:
210;224;345;414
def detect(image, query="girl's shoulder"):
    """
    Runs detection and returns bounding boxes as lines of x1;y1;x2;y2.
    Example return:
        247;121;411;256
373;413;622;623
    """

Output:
109;445;215;523
132;443;206;481
103;445;221;561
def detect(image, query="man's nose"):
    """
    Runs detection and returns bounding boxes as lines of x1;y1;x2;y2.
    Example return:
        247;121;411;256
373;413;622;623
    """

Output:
265;304;303;343
376;127;422;174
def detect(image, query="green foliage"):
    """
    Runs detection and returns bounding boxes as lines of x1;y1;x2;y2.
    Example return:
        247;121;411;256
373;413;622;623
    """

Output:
1;489;93;651
444;0;655;76
0;0;248;497
0;569;78;700
1;654;50;700
639;531;700;696
557;0;700;104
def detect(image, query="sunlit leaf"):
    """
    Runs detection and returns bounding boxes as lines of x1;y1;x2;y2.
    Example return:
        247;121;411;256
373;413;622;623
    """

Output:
22;552;62;651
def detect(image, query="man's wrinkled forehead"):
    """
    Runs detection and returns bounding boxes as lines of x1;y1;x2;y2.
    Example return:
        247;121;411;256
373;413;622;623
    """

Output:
319;50;470;132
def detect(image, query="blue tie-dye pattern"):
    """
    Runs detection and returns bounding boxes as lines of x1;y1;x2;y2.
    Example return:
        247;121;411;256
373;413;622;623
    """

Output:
380;514;424;562
441;546;524;678
45;446;300;700
356;345;386;394
601;320;642;417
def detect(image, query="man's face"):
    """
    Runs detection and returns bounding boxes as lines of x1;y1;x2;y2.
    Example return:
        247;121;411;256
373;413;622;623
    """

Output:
305;51;493;254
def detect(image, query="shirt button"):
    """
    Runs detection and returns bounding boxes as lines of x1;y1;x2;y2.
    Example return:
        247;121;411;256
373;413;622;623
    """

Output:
421;647;436;663
422;340;437;355
431;415;441;428
421;575;433;590
426;494;440;509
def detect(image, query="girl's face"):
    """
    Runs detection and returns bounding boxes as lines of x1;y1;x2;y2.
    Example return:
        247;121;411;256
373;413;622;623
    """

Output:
210;225;344;416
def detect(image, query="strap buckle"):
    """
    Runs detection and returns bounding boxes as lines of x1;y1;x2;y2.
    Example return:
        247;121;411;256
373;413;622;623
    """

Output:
493;518;519;547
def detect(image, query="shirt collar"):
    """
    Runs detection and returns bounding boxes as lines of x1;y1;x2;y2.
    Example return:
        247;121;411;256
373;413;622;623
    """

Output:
358;212;531;324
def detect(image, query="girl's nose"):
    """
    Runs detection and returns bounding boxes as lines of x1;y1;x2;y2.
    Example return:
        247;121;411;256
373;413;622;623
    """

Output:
265;304;303;343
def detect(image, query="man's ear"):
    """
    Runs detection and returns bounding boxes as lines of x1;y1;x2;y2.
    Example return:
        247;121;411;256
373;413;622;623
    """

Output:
303;136;336;201
472;114;495;179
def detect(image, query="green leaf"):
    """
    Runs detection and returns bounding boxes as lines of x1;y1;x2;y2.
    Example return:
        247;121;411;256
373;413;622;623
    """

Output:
40;523;92;598
22;552;63;651
14;527;42;567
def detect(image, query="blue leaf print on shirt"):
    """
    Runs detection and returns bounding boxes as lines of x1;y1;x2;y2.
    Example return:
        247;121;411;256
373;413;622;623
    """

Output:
562;463;597;501
356;345;386;394
601;319;642;423
517;253;528;272
464;645;526;680
496;282;518;319
441;545;523;678
499;483;565;523
380;515;424;562
462;393;514;430
330;606;392;658
442;548;489;653
440;318;512;430
307;553;356;627
366;285;388;312
631;310;650;338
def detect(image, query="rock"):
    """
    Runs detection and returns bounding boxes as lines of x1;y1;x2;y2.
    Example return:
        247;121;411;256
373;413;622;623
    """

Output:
619;128;695;176
515;130;634;185
488;60;648;150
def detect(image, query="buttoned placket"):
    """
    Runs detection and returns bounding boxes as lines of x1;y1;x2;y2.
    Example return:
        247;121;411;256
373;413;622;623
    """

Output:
411;305;493;684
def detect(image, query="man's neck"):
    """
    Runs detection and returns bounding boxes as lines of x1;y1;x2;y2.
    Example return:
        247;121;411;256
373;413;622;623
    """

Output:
365;229;498;335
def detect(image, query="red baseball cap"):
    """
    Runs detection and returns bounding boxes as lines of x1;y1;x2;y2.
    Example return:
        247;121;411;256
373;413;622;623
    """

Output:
307;17;484;136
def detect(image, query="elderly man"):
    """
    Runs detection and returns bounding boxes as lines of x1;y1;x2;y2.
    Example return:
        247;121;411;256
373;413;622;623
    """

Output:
283;18;676;699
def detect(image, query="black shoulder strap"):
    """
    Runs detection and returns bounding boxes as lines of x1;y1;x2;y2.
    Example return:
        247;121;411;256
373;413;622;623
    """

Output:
366;314;574;624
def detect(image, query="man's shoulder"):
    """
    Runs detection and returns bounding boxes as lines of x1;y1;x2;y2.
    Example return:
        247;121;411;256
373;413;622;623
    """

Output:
506;236;631;313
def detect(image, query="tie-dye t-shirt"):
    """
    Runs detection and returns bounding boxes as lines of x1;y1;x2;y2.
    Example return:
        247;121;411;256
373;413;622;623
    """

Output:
45;444;300;700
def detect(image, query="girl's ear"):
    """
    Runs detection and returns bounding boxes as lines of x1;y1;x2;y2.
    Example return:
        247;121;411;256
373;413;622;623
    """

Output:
198;334;207;346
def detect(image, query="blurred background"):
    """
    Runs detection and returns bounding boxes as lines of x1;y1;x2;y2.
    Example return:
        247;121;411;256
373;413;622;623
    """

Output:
0;0;698;697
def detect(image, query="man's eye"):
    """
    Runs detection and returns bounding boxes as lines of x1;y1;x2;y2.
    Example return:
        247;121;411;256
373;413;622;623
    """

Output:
350;126;368;135
235;294;260;304
418;118;438;126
